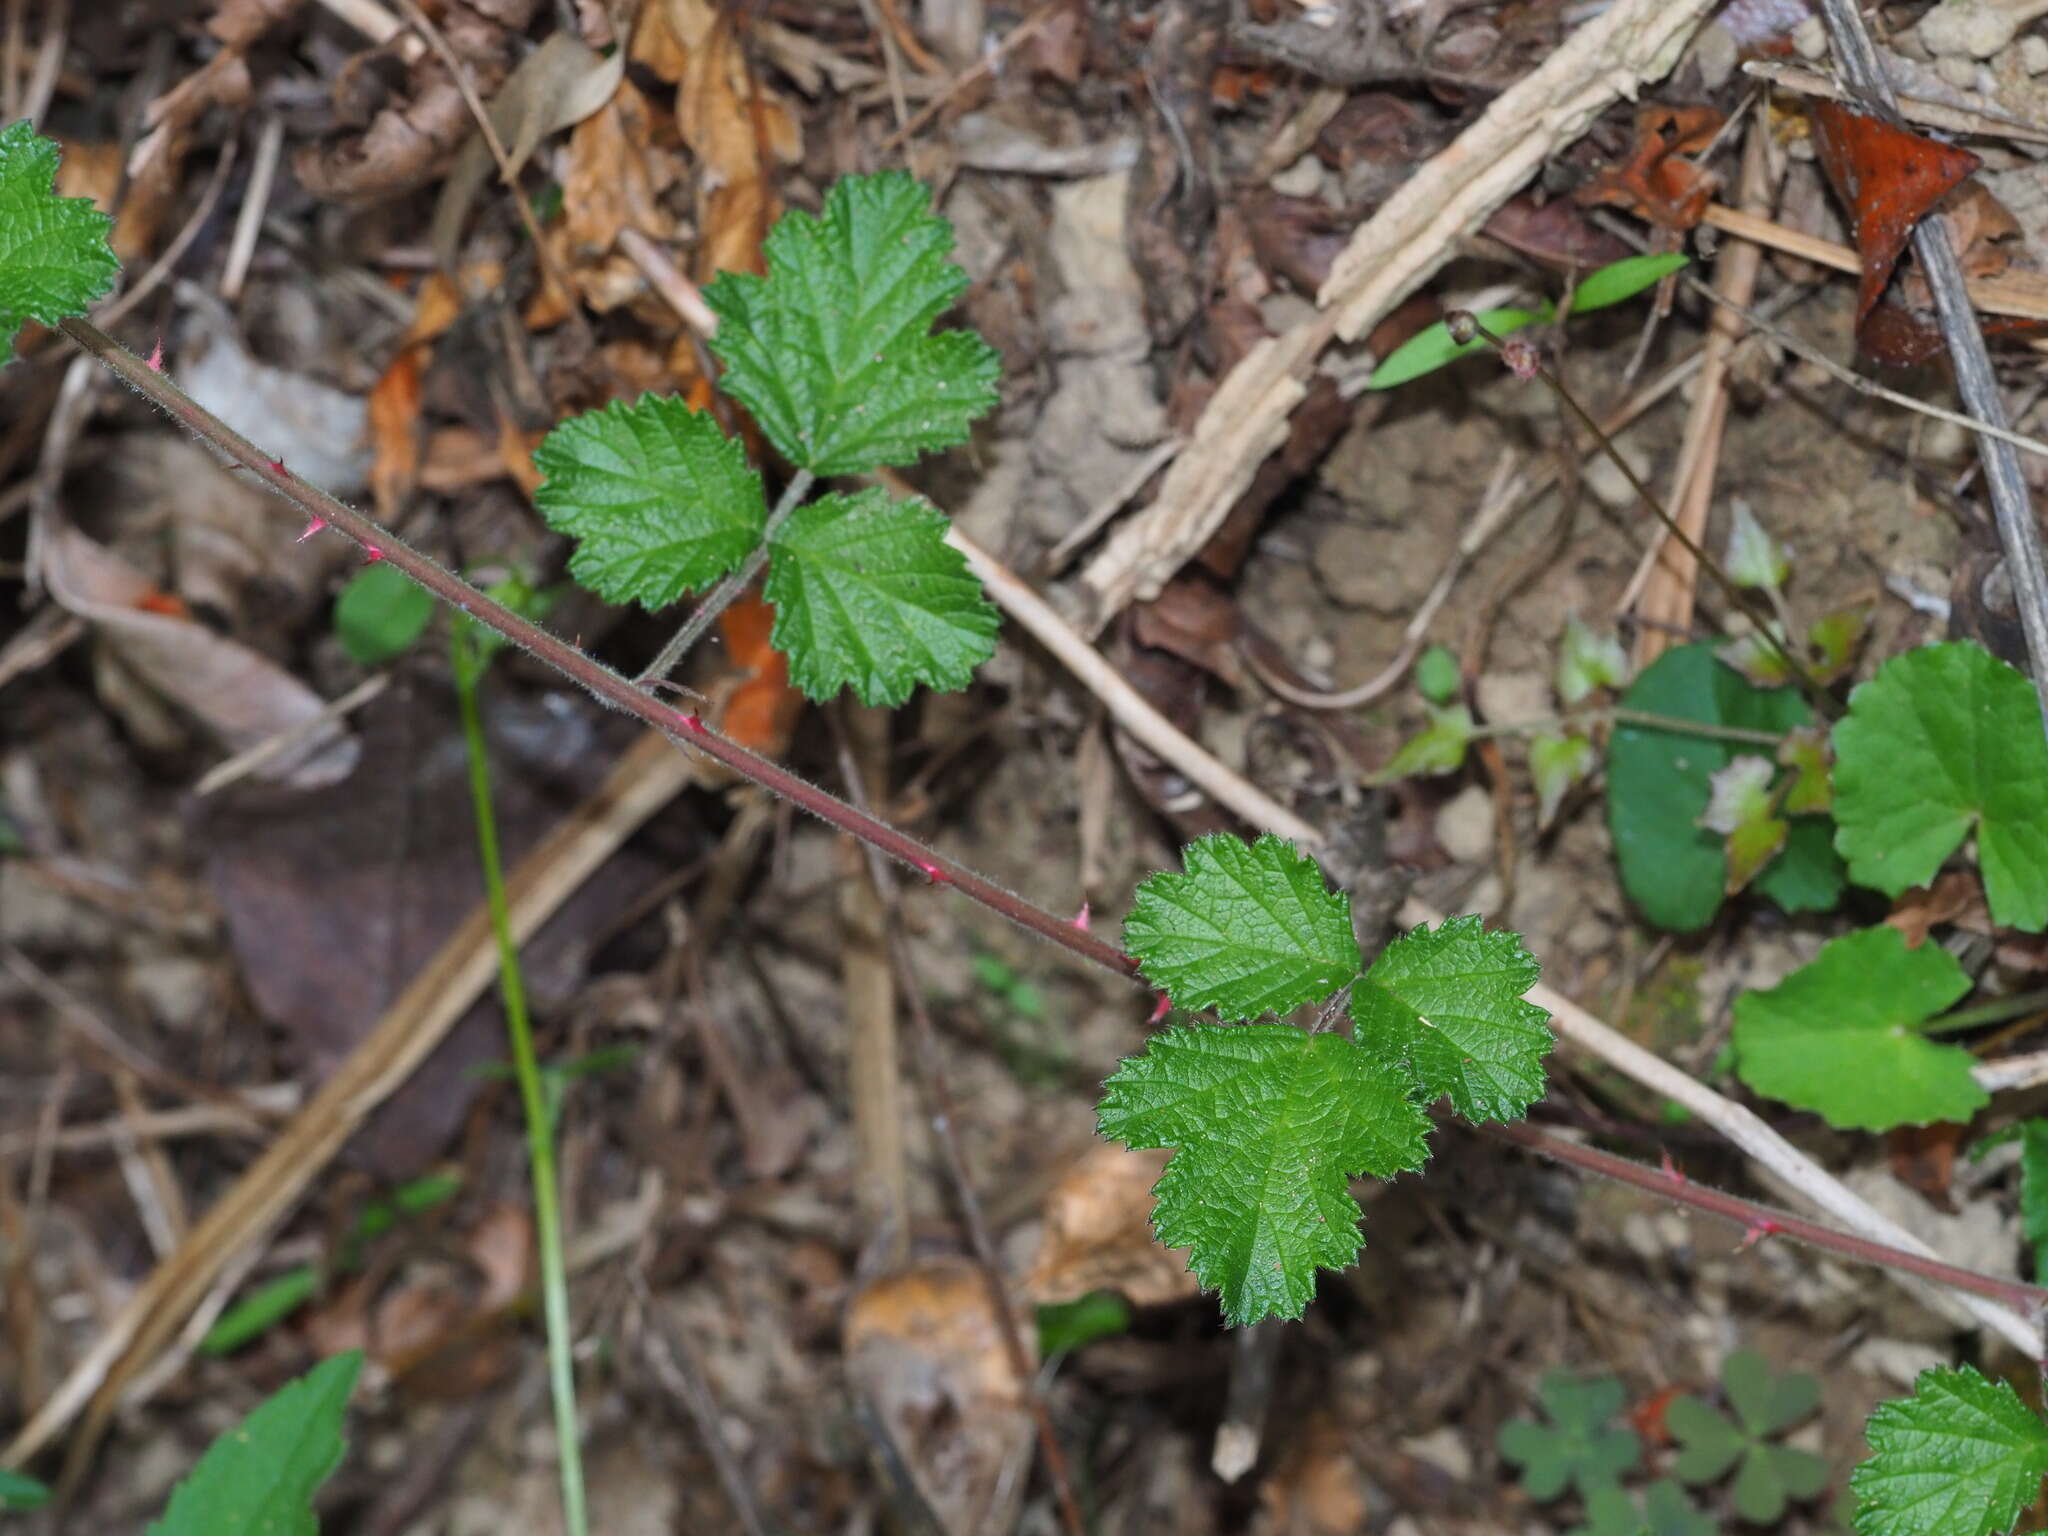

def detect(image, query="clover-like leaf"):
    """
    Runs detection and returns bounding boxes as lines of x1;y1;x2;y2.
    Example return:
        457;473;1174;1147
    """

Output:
1558;613;1630;705
1668;1352;1828;1524
1498;1371;1642;1502
1699;754;1787;896
763;486;998;706
1374;702;1474;783
1833;640;2048;931
1733;925;1984;1132
703;170;999;475
147;1351;362;1535
1349;914;1551;1123
1850;1365;2048;1536
1608;643;1842;931
1122;834;1362;1022
532;394;766;609
1569;1481;1714;1536
0;121;118;365
1096;1022;1431;1324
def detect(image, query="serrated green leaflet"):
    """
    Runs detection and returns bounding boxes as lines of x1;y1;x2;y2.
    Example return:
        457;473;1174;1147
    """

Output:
1732;926;1984;1131
1348;915;1551;1123
763;486;997;705
704;171;999;475
1122;835;1361;1020
147;1351;362;1535
1607;644;1842;931
1850;1365;2048;1536
1097;1022;1430;1324
1833;641;2048;930
532;394;765;609
0;121;118;365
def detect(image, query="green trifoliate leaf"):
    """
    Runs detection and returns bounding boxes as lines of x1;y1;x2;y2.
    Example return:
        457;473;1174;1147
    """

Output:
1699;754;1787;896
1724;499;1790;590
1531;732;1597;829
763;486;997;705
1374;702;1474;783
1349;915;1551;1123
1096;1022;1431;1324
147;1351;362;1535
1668;1352;1828;1525
1366;306;1545;390
1414;642;1461;705
1498;1372;1642;1502
1570;1481;1714;1536
1571;251;1690;313
1732;925;1985;1132
0;121;117;366
1608;644;1842;931
1833;641;2048;930
703;171;999;475
532;394;765;609
1557;613;1630;704
1850;1365;2048;1536
1123;834;1361;1021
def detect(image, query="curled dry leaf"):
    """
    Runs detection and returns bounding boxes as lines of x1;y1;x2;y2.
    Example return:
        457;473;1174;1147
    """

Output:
41;525;358;787
845;1257;1036;1536
1573;104;1725;232
297;0;541;202
1026;1142;1201;1308
535;75;684;319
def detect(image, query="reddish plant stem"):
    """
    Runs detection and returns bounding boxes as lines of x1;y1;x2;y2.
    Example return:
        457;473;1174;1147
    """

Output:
60;315;1137;981
1483;1120;2048;1319
58;314;2047;1336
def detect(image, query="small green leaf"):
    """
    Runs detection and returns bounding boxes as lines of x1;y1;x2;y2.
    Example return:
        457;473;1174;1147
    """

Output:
704;171;999;475
0;121;118;366
1669;1353;1828;1524
1097;1022;1431;1324
1569;1481;1714;1536
1498;1372;1642;1502
1724;500;1790;591
0;1468;51;1510
1833;641;2048;930
1531;732;1597;830
1036;1291;1131;1355
1851;1365;2048;1536
1572;252;1690;314
1699;754;1787;895
333;562;435;664
532;394;766;610
1607;644;1842;931
1415;643;1461;705
1808;605;1868;683
1366;307;1544;390
2018;1118;2048;1280
1732;926;1985;1131
1122;834;1361;1021
763;486;998;705
1557;613;1629;705
1779;726;1832;815
1718;622;1795;688
200;1269;321;1356
146;1351;362;1535
1349;914;1551;1123
1374;702;1474;783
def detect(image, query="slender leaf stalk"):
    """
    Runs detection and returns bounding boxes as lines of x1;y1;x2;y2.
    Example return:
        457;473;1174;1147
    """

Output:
453;623;586;1536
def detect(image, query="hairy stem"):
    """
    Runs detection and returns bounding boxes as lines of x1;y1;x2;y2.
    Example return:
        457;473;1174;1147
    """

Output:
637;468;813;687
61;315;1135;980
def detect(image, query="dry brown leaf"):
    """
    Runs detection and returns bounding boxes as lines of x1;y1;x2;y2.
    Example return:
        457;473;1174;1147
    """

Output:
546;75;681;313
1026;1143;1200;1308
367;344;424;519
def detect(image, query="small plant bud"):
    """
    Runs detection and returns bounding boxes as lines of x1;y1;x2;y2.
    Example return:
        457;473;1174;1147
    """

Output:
1501;336;1540;380
1445;309;1478;344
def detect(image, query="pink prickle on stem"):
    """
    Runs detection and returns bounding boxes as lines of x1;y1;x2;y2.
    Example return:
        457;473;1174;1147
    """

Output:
1660;1149;1685;1184
267;458;288;477
672;712;704;733
1072;901;1092;932
1147;992;1171;1025
296;517;327;543
364;545;385;563
145;337;164;372
1736;1219;1779;1253
912;859;949;886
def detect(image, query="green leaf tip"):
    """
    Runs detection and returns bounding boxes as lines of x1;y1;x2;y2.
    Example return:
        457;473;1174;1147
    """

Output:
1851;1365;2048;1536
704;170;1000;475
1122;833;1362;1021
1832;640;2048;931
145;1350;362;1535
531;393;766;610
764;486;998;705
1097;1021;1431;1324
0;120;119;365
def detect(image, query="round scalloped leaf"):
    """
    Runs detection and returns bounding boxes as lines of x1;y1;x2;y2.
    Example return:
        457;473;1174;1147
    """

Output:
1833;641;2048;931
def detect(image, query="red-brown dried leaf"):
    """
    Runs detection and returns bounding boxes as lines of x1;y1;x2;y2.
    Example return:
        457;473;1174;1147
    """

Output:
1809;99;1980;328
1483;193;1634;272
1573;105;1725;232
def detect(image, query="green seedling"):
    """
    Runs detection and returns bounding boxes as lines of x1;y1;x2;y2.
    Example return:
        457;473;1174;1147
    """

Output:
1497;1370;1642;1502
0;1469;50;1511
1366;252;1689;390
1667;1350;1828;1524
1414;642;1462;705
1036;1291;1132;1356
